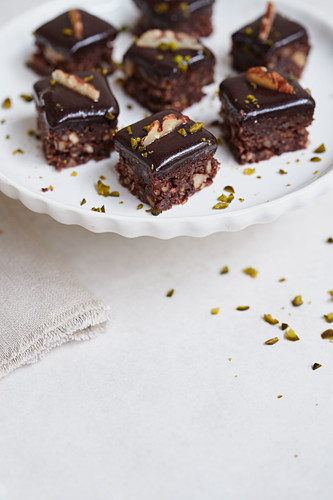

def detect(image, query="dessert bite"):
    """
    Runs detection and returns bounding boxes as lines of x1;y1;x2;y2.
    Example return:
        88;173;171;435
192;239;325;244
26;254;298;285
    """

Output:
122;29;215;112
231;2;310;78
133;0;215;38
30;9;118;76
113;110;219;211
219;66;315;164
34;70;119;169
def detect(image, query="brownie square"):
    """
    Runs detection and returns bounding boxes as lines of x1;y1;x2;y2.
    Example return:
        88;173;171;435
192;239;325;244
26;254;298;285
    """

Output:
231;5;310;78
34;71;119;169
113;110;219;211
219;69;315;164
123;29;215;112
30;9;118;76
133;0;215;37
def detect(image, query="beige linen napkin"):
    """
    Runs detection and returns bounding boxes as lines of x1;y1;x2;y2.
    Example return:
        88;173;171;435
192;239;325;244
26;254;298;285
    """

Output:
0;195;109;379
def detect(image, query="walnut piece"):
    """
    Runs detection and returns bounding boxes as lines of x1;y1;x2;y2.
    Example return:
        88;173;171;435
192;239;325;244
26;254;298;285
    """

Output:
258;2;276;41
69;9;83;39
136;29;203;51
141;113;190;147
246;66;294;94
52;70;100;101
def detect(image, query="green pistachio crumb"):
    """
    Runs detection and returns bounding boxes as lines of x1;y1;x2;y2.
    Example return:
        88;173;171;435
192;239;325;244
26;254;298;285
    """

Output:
264;314;279;325
279;169;287;175
314;143;326;153
285;328;300;341
292;295;303;307
189;122;203;134
310;157;322;162
105;111;115;120
91;205;106;213
213;202;229;210
265;337;279;345
137;203;143;210
245;27;253;35
62;28;73;36
327;237;333;243
2;98;11;109
224;185;235;193
211;307;220;315
127;125;132;135
312;363;322;370
20;93;34;102
166;289;174;297
243;267;258;278
178;128;187;137
83;75;94;82
217;193;228;202
237;306;250;311
324;313;333;323
281;323;289;331
243;167;255;175
329;291;333;300
154;2;169;13
110;191;120;197
321;329;333;339
12;149;24;155
220;266;229;275
279;278;286;282
80;198;86;206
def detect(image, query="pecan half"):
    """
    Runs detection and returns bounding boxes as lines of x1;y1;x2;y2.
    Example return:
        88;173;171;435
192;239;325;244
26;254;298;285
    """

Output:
69;9;83;39
141;113;190;147
51;70;100;101
136;29;203;51
258;2;276;41
246;66;294;94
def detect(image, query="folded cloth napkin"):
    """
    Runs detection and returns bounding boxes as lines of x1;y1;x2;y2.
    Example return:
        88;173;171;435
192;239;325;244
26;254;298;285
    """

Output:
0;194;109;379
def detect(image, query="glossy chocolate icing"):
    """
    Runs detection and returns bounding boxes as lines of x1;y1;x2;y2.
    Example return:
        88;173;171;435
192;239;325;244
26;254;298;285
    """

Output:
34;10;117;59
34;71;119;129
114;110;217;177
232;13;308;55
219;72;315;123
124;44;214;80
133;0;215;25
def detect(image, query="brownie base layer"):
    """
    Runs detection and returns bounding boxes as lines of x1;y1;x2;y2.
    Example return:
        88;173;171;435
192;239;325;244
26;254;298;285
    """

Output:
115;151;219;211
123;66;214;112
134;9;213;38
221;112;313;164
231;38;310;79
29;40;115;77
37;114;117;169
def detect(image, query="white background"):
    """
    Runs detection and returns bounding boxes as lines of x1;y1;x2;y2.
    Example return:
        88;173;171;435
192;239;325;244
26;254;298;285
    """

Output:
1;1;333;499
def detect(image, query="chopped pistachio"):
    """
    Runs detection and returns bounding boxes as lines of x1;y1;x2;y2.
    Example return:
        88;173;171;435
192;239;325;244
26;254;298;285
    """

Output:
213;202;229;210
62;28;73;36
239;198;245;203
105;111;115;120
245;27;253;35
265;337;279;345
324;313;333;323
310;157;321;162
312;363;322;370
243;167;255;175
264;314;279;325
83;75;94;82
100;175;106;180
71;171;77;177
217;193;228;202
109;191;119;197
5;134;10;140
279;278;286;282
12;149;24;155
314;143;326;153
80;198;86;206
188;122;203;134
281;323;288;331
292;295;303;307
179;2;190;16
127;104;133;109
321;329;333;339
220;266;229;275
143;125;150;132
178;128;187;137
166;289;174;297
277;394;283;399
91;206;105;213
96;179;110;197
224;185;234;193
236;306;250;311
2;98;11;109
329;291;333;300
327;237;333;243
285;328;300;341
127;125;132;135
211;307;220;315
279;169;287;175
146;208;161;216
20;93;34;102
137;203;143;210
243;267;258;278
154;2;169;13
130;137;139;149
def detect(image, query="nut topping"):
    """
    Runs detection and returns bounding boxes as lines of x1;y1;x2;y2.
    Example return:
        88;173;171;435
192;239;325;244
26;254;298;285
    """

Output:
246;66;294;94
141;113;189;147
51;70;100;101
69;9;83;39
136;29;203;51
259;2;276;41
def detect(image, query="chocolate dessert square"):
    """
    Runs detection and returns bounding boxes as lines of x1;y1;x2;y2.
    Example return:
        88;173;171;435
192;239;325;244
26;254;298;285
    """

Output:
123;29;215;112
113;110;219;211
30;9;117;76
219;67;315;164
231;2;310;78
133;0;215;38
34;70;119;169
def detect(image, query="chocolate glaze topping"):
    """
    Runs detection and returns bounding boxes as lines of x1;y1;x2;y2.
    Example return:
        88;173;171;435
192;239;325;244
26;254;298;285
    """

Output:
34;10;117;59
34;71;119;129
219;72;315;122
114;110;217;177
134;0;215;25
232;13;308;54
124;44;214;80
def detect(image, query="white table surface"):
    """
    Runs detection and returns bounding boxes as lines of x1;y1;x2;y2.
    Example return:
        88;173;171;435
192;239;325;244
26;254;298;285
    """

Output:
1;1;333;499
